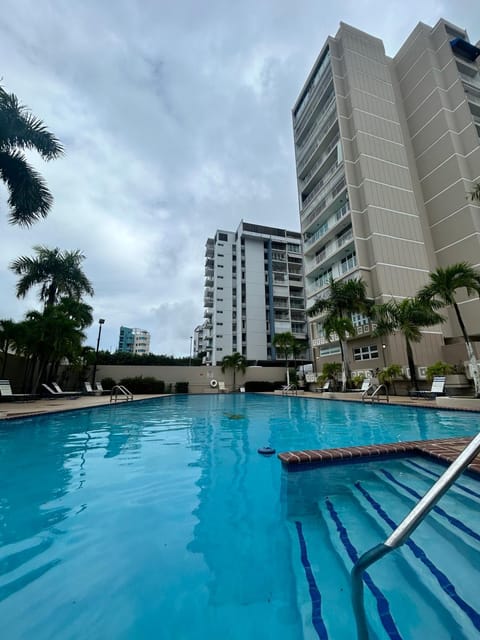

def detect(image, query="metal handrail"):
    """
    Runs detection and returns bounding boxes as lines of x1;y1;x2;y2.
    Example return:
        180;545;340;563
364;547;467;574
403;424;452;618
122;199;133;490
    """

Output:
110;384;134;403
352;430;480;639
370;384;389;403
281;383;298;396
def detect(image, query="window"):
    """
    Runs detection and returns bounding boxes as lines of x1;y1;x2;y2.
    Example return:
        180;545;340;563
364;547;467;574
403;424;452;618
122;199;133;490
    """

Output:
217;287;223;290
341;251;357;273
216;322;223;326
219;233;228;241
351;313;369;327
353;345;379;361
320;345;341;356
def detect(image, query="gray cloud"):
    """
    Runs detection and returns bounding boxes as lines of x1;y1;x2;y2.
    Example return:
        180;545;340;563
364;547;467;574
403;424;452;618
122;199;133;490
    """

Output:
1;0;479;353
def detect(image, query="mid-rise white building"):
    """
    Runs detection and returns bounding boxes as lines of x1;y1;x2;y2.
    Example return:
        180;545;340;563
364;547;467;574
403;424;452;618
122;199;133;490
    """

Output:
203;221;307;365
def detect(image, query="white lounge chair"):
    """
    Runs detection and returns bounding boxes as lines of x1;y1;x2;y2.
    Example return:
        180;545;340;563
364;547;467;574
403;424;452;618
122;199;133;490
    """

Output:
218;381;226;393
42;383;80;398
314;380;331;393
0;380;36;401
95;382;111;394
409;376;446;399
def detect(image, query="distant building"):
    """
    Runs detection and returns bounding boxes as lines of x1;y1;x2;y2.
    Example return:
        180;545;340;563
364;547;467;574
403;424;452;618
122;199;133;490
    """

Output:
118;326;151;354
292;19;480;375
203;220;308;366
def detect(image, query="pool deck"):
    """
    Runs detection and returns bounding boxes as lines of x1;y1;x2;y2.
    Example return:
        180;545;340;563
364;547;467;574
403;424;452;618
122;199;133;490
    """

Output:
0;394;166;419
2;391;479;475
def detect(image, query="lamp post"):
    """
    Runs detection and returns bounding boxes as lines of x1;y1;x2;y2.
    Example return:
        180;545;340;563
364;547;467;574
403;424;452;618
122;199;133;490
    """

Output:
189;335;193;366
91;319;105;386
382;343;387;368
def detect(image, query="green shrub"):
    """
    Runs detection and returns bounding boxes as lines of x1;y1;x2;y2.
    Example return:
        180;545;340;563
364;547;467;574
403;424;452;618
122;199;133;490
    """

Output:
119;376;165;394
245;381;276;392
425;361;454;383
174;381;189;394
101;377;116;390
351;374;365;389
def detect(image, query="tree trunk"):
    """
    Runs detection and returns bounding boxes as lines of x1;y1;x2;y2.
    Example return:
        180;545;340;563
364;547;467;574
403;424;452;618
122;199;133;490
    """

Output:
453;302;480;397
339;340;347;392
405;337;419;391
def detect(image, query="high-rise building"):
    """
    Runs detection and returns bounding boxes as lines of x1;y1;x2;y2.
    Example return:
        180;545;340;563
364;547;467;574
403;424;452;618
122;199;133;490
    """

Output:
118;326;151;355
292;19;480;376
203;221;307;365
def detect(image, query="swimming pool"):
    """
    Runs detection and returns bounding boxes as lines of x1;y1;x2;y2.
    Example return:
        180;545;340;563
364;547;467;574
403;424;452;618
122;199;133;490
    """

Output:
0;394;478;639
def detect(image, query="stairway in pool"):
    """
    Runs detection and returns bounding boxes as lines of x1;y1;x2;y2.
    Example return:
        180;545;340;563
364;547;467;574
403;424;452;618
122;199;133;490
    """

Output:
285;456;480;640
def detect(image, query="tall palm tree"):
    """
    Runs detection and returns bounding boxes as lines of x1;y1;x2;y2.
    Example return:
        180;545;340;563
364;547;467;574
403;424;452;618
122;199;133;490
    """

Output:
10;246;94;307
221;352;247;391
272;331;296;385
373;297;444;391
0;85;63;226
308;277;373;391
419;262;480;397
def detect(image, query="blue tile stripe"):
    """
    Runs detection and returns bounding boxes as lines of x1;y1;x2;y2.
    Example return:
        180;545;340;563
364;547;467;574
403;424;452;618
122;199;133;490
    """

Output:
380;468;480;544
355;481;480;633
405;459;480;500
325;499;402;640
294;521;329;640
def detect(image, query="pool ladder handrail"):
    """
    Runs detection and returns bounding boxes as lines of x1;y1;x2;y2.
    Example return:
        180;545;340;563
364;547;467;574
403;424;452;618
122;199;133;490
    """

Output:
282;383;298;396
366;383;389;403
351;430;480;639
110;384;134;403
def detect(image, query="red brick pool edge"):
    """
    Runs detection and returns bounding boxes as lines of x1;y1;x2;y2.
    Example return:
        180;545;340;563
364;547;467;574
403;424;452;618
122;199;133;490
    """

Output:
278;436;480;476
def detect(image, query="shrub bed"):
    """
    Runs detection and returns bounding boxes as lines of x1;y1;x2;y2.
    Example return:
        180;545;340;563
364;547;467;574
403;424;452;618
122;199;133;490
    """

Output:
119;376;165;394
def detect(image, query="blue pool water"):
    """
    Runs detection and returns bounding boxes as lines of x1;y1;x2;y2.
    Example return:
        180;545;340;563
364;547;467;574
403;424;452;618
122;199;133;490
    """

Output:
0;394;479;639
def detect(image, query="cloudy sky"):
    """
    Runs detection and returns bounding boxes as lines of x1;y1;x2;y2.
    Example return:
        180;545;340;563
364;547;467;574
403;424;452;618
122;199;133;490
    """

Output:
1;0;479;355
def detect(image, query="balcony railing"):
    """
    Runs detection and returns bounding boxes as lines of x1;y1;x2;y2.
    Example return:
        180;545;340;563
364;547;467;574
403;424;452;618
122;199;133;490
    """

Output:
301;161;343;210
302;177;346;232
295;66;334;137
304;203;349;250
297;103;337;170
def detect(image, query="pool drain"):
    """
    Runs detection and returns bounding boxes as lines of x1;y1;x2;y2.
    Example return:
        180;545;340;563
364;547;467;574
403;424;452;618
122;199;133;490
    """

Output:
258;446;276;456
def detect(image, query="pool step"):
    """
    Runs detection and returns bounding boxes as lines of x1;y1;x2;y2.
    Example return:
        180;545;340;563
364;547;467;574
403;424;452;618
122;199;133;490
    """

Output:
288;459;480;639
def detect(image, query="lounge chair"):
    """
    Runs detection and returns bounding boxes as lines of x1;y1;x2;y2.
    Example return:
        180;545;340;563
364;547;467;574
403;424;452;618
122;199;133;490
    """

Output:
218;381;226;393
95;382;111;395
0;380;36;401
314;380;331;393
83;381;99;395
41;383;80;398
409;376;446;399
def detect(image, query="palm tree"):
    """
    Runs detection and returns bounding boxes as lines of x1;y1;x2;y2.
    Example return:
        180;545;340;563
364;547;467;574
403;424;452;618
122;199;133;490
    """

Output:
10;246;94;307
272;331;296;385
308;277;373;391
0;319;18;377
373;297;444;391
419;262;480;397
221;352;247;391
0;85;63;226
469;183;480;202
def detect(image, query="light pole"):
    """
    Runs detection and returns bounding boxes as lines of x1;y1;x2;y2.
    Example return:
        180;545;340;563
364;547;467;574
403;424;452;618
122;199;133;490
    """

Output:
189;336;193;366
382;343;387;368
91;318;105;386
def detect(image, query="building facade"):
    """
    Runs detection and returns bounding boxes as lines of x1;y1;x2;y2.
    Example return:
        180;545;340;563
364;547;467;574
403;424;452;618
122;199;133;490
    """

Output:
292;19;480;377
203;221;307;365
118;326;151;355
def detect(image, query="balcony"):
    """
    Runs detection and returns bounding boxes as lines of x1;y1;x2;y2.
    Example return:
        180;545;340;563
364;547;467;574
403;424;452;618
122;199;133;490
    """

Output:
301;161;344;212
301;137;339;187
304;203;349;252
296;101;337;170
294;63;333;138
302;176;347;233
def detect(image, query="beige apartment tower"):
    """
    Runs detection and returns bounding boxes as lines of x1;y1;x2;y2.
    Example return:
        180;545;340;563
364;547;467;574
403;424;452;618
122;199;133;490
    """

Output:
293;19;480;379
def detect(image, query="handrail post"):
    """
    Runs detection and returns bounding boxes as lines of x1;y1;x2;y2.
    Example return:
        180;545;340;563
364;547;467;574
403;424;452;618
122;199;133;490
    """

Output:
352;430;480;638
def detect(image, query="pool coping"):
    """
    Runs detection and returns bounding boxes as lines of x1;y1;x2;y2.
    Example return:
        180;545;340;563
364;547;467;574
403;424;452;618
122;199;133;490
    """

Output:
278;436;480;476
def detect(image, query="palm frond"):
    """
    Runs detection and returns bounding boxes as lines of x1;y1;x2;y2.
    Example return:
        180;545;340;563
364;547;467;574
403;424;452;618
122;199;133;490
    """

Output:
0;86;64;159
0;150;53;225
